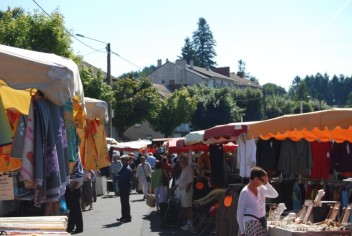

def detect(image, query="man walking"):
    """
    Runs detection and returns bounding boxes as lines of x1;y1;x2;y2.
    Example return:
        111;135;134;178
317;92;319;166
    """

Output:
117;155;132;223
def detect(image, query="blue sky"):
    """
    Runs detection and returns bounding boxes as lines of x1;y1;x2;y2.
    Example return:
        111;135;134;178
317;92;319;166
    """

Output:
1;0;351;90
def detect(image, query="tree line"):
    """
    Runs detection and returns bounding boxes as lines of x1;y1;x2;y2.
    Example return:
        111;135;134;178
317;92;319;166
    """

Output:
1;7;350;140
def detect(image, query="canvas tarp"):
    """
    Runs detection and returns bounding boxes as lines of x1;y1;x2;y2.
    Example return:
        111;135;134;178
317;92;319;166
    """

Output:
84;97;108;123
247;108;352;143
0;44;84;108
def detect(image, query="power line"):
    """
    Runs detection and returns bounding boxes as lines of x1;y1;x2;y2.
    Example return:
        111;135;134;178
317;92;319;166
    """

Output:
31;0;142;71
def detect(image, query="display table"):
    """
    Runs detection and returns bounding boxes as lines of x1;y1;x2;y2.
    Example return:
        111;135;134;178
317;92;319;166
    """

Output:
0;215;69;235
268;225;352;236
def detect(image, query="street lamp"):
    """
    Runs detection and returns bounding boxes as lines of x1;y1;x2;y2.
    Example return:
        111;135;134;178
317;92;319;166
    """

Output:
76;34;113;138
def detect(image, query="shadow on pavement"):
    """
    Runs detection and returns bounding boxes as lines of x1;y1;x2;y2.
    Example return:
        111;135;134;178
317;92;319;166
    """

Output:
142;210;187;236
102;221;122;228
131;199;145;202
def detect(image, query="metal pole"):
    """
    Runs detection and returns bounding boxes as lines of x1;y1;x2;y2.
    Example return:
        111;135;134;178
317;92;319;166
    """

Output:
107;43;113;137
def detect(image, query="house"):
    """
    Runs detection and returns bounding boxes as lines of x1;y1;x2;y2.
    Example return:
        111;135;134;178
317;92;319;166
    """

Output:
147;59;261;89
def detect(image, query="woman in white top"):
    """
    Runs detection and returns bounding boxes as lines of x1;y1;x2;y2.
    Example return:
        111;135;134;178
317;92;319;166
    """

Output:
237;167;278;236
136;156;152;199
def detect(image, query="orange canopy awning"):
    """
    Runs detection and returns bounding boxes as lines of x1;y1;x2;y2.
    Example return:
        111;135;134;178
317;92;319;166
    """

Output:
247;108;352;143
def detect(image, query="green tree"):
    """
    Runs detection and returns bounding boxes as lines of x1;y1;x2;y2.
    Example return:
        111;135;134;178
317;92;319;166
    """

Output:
187;85;243;130
179;37;196;64
112;77;161;139
192;17;217;67
80;64;114;102
232;88;263;121
0;7;76;60
265;95;295;118
263;83;287;96
148;88;197;137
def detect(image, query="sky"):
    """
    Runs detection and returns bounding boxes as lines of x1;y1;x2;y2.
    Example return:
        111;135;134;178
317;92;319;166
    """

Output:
1;0;352;91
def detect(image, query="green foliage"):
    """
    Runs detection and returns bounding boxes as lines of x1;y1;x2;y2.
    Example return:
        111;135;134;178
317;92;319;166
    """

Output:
118;65;157;80
263;83;287;96
0;7;75;59
179;17;217;67
232;88;263;121
187;85;244;130
148;88;197;137
179;37;196;64
264;95;295;119
80;64;114;102
112;77;161;138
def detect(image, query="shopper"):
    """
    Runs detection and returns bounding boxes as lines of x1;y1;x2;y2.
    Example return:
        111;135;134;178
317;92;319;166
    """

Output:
117;155;132;223
65;156;84;234
81;169;94;211
136;156;152;200
110;151;122;196
146;152;157;169
237;166;278;236
178;154;194;232
151;161;165;213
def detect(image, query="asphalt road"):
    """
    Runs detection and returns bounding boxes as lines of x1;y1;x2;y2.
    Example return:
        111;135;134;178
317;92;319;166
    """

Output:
74;192;188;236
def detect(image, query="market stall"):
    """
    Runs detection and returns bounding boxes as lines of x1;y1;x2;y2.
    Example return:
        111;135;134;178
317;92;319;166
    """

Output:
0;44;86;234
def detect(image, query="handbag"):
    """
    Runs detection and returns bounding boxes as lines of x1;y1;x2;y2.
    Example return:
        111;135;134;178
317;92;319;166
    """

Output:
244;214;267;228
142;164;151;182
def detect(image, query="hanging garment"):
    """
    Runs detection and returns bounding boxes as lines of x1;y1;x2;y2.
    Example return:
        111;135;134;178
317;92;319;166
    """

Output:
0;96;12;147
216;187;239;236
237;133;256;178
310;141;332;179
278;139;312;175
64;100;77;162
209;143;225;188
50;104;68;196
292;182;302;210
80;118;110;170
33;99;61;206
331;141;352;172
20;100;35;188
256;138;281;171
10;114;27;158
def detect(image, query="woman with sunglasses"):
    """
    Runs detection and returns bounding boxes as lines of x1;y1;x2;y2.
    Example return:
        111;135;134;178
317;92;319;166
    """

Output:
237;166;278;236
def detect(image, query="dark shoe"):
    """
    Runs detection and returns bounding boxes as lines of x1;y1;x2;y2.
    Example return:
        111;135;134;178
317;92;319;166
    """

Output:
121;218;131;223
71;229;83;234
117;217;124;221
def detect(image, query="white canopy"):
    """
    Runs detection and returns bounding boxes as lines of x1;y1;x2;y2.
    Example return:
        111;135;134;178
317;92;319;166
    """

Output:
184;130;205;145
85;97;108;123
0;44;84;107
110;140;152;152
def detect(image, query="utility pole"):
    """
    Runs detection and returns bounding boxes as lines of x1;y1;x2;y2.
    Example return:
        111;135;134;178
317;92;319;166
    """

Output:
75;34;113;137
106;43;113;137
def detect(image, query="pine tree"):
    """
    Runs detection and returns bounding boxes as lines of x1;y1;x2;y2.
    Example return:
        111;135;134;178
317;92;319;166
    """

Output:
192;17;217;68
179;37;196;64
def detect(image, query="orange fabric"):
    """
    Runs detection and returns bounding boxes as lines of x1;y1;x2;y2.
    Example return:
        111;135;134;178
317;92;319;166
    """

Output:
0;154;22;172
80;118;110;169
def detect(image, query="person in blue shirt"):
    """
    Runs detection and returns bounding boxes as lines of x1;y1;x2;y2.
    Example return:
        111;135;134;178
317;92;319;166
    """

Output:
117;155;132;223
146;152;157;169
